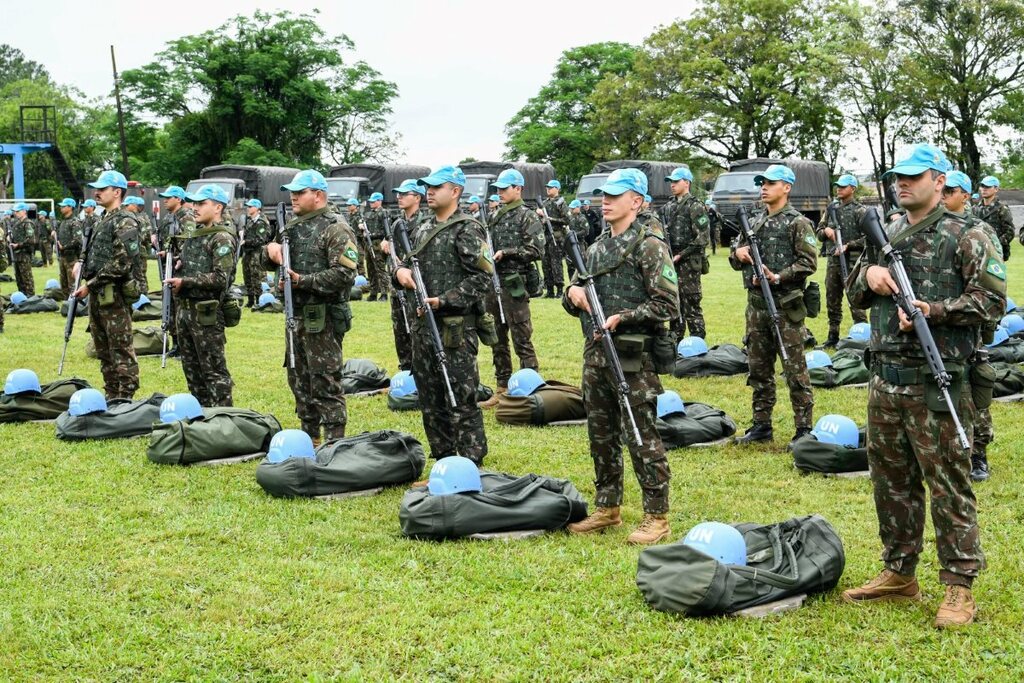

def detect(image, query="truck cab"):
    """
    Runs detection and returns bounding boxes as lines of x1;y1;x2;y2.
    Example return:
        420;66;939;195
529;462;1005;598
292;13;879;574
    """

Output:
185;178;246;229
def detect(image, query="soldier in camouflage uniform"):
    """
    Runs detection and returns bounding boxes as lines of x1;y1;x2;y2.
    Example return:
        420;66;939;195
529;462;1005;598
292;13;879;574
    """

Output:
344;199;367;279
82;200;100;232
157;186;198;357
382;179;426;372
241;199;272;308
665;167;710;340
636;194;666;240
563;169;678;545
0;224;8;332
817;174;869;347
730;164;818;445
842;144;1004;629
582;199;602;246
8;203;37;296
76;171;140;399
363;192;389;301
465;196;483;222
974;175;1015;261
121;197;150;294
164;184;237;406
487;194;500;225
539;180;570;298
55;198;85;298
263;170;357;444
480;168;544;406
393;165;491;465
37;211;53;266
706;199;720;254
566;199;590;280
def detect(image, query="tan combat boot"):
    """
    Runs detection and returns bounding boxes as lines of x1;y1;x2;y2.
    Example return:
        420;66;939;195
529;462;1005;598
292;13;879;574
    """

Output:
479;387;506;409
841;569;922;603
567;507;622;534
627;514;670;545
934;585;976;629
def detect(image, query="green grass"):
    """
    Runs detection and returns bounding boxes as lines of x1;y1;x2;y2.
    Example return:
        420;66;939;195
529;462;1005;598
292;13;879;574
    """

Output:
2;253;1023;681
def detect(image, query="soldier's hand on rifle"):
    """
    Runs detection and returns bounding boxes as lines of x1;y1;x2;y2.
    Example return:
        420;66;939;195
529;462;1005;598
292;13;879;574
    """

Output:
752;264;777;286
266;242;283;265
421;297;440;312
165;277;183;294
824;227;835;241
380;240;390;254
604;314;622;332
897;300;930;331
673;254;682;264
73;282;89;299
866;265;898;296
285;268;300;284
396;267;415;290
567;285;589;312
735;245;752;264
493;250;504;262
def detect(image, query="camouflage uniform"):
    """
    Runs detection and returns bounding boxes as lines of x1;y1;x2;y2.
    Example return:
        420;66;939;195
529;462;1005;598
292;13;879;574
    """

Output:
120;211;149;295
173;220;237;406
364;206;389;299
82;207;140;399
666;193;710;339
389;211;423;372
241;213;272;305
39;218;54;266
56;216;86;297
729;204;818;431
637;209;666;241
847;205;1004;586
583;206;602;245
562;220;678;513
0;228;7;332
566;212;591;280
541;196;570;295
816;199;868;341
975;198;1014;260
10;217;36;296
347;210;367;278
488;199;544;388
262;206;357;442
397;211;491;463
157;207;197;346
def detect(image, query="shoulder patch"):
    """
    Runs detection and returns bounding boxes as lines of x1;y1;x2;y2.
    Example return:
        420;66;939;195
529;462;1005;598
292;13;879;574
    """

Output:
805;234;817;246
216;244;232;258
339;240;359;269
661;263;678;284
986;257;1006;281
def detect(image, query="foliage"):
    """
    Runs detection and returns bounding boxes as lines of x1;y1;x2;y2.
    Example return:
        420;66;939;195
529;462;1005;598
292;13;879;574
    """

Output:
0;44;49;89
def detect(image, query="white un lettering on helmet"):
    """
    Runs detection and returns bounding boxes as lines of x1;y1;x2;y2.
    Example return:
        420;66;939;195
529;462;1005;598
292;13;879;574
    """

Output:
821;420;840;435
433;461;448;476
687;527;714;545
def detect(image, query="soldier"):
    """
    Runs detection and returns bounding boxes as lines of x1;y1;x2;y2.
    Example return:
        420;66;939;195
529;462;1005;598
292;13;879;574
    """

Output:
121;196;150;294
382;179;426;372
74;171;140;399
974;175;1015;260
37;210;53;266
581;198;602;245
81;199;100;231
8;203;36;296
730;164;817;445
393;165;491;468
563;169;678;545
665;166;710;340
842;143;1004;629
487;194;501;223
0;223;8;332
156;186;198;357
343;198;366;278
262;170;357;444
480;168;544;407
164;184;237;407
241;198;272;308
706;199;721;254
637;194;666;240
465;195;483;222
55;198;85;298
817;174;869;347
539;179;570;298
363;192;389;301
566;199;590;280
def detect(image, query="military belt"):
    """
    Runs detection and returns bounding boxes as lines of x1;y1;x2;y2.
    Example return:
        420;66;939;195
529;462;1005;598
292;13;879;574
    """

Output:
876;362;926;386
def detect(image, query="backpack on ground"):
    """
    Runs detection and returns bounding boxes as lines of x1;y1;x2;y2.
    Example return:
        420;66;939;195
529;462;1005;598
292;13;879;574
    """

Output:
388;383;494;411
341;359;391;395
148;408;282;465
672;344;748;378
495;380;586;425
61;299;88;318
131;300;164;322
86;326;163;358
656;402;737;449
992;361;1024;397
791;428;868;474
988;338;1024;364
56;393;166;441
6;295;59;314
809;349;869;388
0;378;91;423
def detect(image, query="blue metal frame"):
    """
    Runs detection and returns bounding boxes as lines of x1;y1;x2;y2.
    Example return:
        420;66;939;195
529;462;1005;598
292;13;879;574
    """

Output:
0;142;53;199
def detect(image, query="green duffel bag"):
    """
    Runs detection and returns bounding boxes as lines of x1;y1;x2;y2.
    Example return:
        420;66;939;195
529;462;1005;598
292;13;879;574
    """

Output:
7;295;59;314
656;402;737;449
349;286;365;301
387;383;494;411
256;430;425;498
55;393;166;441
341;358;390;395
810;348;869;388
792;428;868;473
86;326;163;358
254;299;284;313
834;337;868;353
495;380;586;425
0;378;91;423
673;344;748;378
987;338;1024;364
43;286;64;301
148;407;282;465
992;361;1024;397
131;300;163;322
399;471;589;539
61;299;89;318
636;514;846;616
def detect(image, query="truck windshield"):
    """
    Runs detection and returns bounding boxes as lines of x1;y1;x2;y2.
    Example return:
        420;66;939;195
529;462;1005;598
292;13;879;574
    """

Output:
186;180;239;198
713;173;759;193
463;177;492;201
576;174;609;197
326;178;360;202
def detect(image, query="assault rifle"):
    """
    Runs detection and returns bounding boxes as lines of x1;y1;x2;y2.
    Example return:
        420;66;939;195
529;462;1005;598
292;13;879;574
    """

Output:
385;217;411;334
277;202;296;369
394;217;457;408
150;214;162;279
537;195;568;273
860;209;970;450
160;215;179;368
356;209;380;286
827;202;849;282
50;214;60;260
879;179;901;217
477;201;505;324
737;205;788;361
58;223;94;375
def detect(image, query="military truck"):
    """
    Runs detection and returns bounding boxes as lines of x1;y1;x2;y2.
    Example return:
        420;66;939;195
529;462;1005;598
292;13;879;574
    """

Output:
187;165;300;229
576;160;687;211
327;164;431;209
460;161;555;207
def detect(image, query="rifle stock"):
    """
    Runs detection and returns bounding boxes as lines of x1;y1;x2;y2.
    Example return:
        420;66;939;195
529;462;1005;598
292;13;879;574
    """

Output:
827;202;849;282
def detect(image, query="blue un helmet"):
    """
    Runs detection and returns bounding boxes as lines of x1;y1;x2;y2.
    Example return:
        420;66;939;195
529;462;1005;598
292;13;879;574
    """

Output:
4;369;42;395
677;336;709;358
848;322;871;342
656;390;686;418
507;368;545;397
261;282;271;293
10;291;27;305
159;393;203;423
1001;313;1024;336
257;292;277;308
68;388;108;416
389;370;417;397
805;349;833;370
266;429;316;464
682;521;747;566
132;294;151;311
354;275;369;288
45;278;60;290
266;273;275;285
811;414;859;448
987;325;1010;347
427;456;482;496
1006;296;1017;314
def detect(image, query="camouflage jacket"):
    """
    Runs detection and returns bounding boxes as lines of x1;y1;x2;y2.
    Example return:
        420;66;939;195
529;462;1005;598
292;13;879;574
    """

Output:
542;196;570;228
56;217;86;256
729;203;817;294
638;209;667;242
490;199;544;276
568;212;590;245
242;214;272;251
175;220;237;301
667;194;709;260
816;199;867;258
83;208;135;291
159;206;197;252
10;218;37;254
0;227;8;271
262;206;357;307
972;199;1014;248
365;206;388;239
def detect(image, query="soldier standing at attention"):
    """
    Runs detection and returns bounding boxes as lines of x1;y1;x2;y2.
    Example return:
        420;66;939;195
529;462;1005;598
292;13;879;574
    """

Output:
563;169;678;545
156;186;197;358
364;192;389;301
566;199;590;280
345;198;367;280
817;174;868;347
37;210;53;266
637;194;666;240
241;198;271;309
74;171;140;399
465;196;482;222
842;143;1004;629
9;203;37;296
730;164;818;446
479;168;544;407
487;194;501;224
665;166;710;340
263;170;358;445
973;175;1015;261
539;179;570;298
81;199;100;231
120;196;150;294
55;198;85;298
382;179;426;372
164;184;237;407
393;165;492;466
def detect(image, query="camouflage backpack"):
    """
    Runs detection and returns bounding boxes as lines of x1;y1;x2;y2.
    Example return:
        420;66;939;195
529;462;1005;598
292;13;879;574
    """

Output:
495;380;586;425
810;349;869;388
7;295;59;314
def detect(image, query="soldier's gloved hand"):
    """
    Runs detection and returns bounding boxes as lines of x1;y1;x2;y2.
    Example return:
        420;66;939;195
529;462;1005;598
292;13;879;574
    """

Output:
897;300;930;331
734;245;752;264
865;265;898;295
567;285;589;313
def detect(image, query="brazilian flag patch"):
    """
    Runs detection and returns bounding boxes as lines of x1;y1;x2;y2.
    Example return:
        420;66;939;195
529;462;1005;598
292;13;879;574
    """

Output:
986;257;1006;281
661;263;678;284
216;245;232;257
344;246;358;261
698;215;708;225
482;244;494;263
805;234;817;246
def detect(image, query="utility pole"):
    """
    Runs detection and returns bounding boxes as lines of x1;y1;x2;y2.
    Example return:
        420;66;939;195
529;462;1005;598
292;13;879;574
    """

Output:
110;45;131;178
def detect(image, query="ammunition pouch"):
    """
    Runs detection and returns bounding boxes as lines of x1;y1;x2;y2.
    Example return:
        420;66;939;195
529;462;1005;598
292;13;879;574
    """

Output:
302;303;327;334
803;281;821;319
196;299;220;326
477;312;499;347
222;298;241;328
96;283;117;308
502;272;527;299
441;315;466;349
970;360;995;410
613;333;650;374
777;288;806;323
652;327;676;375
701;254;710;275
120;279;140;303
329;302;352;337
525;263;542;298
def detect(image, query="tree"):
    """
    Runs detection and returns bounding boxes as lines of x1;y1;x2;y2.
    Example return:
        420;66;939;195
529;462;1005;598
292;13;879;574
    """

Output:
0;45;49;89
504;42;638;185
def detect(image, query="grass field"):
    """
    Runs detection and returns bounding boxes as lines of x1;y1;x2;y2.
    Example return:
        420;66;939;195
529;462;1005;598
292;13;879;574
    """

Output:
2;250;1023;681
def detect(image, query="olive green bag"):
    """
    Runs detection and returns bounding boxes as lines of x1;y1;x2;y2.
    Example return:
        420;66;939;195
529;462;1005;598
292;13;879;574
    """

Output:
656;402;737;449
791;429;868;474
86;326;163;358
388;383;494;411
61;299;88;318
147;408;282;465
56;393;166;441
495;380;586;425
0;378;91;423
341;358;391;394
673;344;748;378
991;361;1024;397
131;300;163;322
6;294;59;314
809;349;869;388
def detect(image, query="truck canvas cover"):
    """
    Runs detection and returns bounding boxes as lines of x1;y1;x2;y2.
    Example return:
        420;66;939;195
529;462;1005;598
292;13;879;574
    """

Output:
328;164;432;205
199;165;299;206
591;160;687;202
460;161;555;205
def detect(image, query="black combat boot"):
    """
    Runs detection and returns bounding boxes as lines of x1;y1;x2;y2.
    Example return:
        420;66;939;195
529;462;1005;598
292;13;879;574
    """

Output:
545;287;555;299
555;285;563;298
970;452;990;482
825;327;840;348
788;427;812;451
735;422;773;444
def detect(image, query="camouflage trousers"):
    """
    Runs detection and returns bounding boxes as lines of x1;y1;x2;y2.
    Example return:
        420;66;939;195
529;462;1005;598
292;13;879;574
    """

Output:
87;287;139;399
542;237;564;292
241;250;265;303
287;314;347;442
745;296;814;429
973;406;992;456
58;255;78;298
410;314;487;463
176;300;233;407
390;288;414;372
825;255;866;334
867;374;983;585
671;259;706;340
14;254;34;296
39;237;53;266
582;358;670;514
486;288;538;387
366;242;389;298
